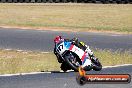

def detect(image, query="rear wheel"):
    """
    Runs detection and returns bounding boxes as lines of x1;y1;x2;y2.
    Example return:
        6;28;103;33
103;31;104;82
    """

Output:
92;58;102;71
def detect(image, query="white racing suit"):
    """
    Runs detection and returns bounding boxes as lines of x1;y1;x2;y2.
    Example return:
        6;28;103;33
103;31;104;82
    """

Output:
54;38;96;71
80;44;94;71
70;39;96;71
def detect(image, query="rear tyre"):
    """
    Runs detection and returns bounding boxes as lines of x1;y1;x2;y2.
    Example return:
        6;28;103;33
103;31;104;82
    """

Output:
92;59;102;71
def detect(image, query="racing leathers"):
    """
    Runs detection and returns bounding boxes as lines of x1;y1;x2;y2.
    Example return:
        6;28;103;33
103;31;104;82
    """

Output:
54;38;97;71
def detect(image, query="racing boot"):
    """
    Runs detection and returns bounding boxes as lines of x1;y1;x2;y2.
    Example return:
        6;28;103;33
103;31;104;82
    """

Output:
90;55;98;63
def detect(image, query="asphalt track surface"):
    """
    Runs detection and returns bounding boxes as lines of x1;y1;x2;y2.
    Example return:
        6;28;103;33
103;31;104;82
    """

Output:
0;65;132;88
0;28;132;88
0;27;132;51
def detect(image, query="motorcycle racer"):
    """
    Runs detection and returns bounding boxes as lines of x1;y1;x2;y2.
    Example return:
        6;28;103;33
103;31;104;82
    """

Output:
54;36;98;71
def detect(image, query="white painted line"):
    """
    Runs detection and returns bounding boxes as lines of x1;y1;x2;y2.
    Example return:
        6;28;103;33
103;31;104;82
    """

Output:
17;50;24;52
4;49;12;51
0;72;51;77
103;64;132;68
3;49;51;54
0;64;132;77
59;70;74;73
66;70;74;72
41;52;50;54
0;73;20;77
21;72;51;75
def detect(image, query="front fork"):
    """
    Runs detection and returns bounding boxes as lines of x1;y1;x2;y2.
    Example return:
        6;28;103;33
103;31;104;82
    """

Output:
69;52;81;67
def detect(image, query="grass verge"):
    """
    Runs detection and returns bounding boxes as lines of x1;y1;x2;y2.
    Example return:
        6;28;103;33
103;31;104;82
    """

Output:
0;49;131;74
0;3;132;34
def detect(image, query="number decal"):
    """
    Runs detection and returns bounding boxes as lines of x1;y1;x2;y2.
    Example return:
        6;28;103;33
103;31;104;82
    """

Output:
56;43;65;54
57;44;63;52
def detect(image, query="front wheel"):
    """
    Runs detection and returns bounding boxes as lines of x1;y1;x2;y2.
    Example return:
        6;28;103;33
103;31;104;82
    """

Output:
65;54;80;72
60;63;70;72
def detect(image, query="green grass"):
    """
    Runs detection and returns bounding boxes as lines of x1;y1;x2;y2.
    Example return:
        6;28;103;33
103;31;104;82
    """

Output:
94;49;132;66
0;49;131;74
0;3;132;33
0;50;60;74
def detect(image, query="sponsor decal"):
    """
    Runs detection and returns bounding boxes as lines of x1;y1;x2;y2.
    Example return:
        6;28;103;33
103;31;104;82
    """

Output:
76;74;131;85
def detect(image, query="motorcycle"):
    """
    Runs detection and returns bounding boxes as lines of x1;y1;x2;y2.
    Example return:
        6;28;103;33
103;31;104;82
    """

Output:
55;40;102;72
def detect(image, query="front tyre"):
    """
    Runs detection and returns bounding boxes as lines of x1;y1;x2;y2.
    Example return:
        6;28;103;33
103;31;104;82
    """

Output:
65;54;79;72
60;63;68;72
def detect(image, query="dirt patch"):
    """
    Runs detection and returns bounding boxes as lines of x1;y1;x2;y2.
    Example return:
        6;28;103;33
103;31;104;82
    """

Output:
0;25;72;32
0;25;131;35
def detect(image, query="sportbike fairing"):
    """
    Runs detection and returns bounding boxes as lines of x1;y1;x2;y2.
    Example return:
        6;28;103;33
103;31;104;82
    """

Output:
56;41;86;61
